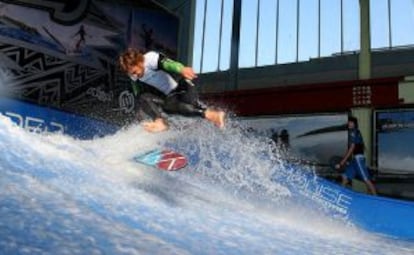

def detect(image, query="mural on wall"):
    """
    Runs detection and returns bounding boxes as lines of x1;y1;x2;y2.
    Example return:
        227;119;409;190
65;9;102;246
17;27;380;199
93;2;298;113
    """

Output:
376;109;414;174
239;114;348;167
0;0;179;125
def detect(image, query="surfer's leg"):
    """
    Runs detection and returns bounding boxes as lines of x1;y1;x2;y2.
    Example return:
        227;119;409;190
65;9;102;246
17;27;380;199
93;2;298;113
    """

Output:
204;109;225;128
164;95;225;128
138;93;169;132
166;83;225;128
142;118;168;132
163;99;203;117
171;79;207;109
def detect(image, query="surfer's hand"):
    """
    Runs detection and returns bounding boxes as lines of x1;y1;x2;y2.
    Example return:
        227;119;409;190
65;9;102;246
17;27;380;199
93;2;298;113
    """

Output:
181;67;197;80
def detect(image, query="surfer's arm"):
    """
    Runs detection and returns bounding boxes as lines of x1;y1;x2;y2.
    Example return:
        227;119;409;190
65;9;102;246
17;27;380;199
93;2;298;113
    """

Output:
158;53;197;80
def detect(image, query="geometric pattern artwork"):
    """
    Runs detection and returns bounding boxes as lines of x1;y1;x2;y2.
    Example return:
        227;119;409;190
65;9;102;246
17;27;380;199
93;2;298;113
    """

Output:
0;0;179;126
0;40;125;122
0;42;110;105
64;63;106;93
353;85;372;106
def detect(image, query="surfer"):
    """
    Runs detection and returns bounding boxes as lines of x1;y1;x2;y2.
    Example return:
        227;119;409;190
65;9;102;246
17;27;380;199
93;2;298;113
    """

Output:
73;25;87;51
118;48;225;132
335;116;377;195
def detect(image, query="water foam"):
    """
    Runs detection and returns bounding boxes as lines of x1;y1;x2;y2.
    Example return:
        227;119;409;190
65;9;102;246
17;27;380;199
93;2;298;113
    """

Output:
1;115;413;254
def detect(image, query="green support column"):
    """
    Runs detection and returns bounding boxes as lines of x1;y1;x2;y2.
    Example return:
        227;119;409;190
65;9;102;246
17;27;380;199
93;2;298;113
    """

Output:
351;1;373;193
356;0;372;165
356;0;372;163
359;0;371;80
186;0;196;66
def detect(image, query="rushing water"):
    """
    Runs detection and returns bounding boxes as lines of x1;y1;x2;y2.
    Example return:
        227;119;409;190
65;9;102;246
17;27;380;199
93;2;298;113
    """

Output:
1;115;413;255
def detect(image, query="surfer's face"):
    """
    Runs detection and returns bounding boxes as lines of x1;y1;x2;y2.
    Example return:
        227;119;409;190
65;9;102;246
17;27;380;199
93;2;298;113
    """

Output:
128;61;145;79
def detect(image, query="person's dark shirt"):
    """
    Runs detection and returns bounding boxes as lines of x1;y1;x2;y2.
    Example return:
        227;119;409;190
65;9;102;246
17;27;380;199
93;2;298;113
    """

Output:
349;128;364;155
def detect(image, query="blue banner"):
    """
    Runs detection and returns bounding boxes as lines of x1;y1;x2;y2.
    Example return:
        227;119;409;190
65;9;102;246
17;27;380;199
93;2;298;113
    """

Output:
0;98;119;139
271;164;414;240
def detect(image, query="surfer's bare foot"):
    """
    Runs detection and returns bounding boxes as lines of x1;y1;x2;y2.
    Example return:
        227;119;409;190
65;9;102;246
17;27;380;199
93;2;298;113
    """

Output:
205;109;225;128
142;118;168;132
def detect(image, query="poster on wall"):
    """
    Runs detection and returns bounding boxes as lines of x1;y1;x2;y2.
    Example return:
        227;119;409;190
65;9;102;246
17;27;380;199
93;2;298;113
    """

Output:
239;113;348;166
376;109;414;174
98;0;179;57
0;0;178;59
0;0;179;125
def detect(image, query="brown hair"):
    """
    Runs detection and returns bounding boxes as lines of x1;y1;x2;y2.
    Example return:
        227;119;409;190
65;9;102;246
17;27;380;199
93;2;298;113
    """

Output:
118;48;144;73
348;116;358;128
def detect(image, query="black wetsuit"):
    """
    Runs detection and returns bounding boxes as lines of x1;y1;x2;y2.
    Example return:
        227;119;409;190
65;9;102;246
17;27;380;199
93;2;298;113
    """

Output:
136;79;206;121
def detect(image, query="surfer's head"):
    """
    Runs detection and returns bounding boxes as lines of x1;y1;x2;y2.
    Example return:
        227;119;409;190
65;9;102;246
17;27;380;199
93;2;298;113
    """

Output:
119;48;145;79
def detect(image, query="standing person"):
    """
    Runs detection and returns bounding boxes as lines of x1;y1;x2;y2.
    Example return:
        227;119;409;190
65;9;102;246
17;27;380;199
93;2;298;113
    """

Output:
118;48;225;132
335;116;377;195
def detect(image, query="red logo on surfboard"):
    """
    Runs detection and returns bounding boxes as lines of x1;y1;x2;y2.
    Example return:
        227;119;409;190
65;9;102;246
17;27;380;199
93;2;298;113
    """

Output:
156;150;188;171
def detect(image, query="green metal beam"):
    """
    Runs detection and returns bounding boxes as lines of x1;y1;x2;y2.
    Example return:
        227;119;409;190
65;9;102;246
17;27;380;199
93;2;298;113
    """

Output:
359;0;371;80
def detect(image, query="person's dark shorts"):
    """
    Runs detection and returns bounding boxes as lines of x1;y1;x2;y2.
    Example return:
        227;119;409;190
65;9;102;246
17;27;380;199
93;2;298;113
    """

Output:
342;154;372;181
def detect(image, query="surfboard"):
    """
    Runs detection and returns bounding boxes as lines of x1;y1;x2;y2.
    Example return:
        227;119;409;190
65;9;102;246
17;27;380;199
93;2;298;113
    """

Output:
133;149;188;171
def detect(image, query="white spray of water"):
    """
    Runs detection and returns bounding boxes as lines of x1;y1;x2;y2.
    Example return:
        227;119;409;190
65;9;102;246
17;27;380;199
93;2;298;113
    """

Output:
0;115;413;255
